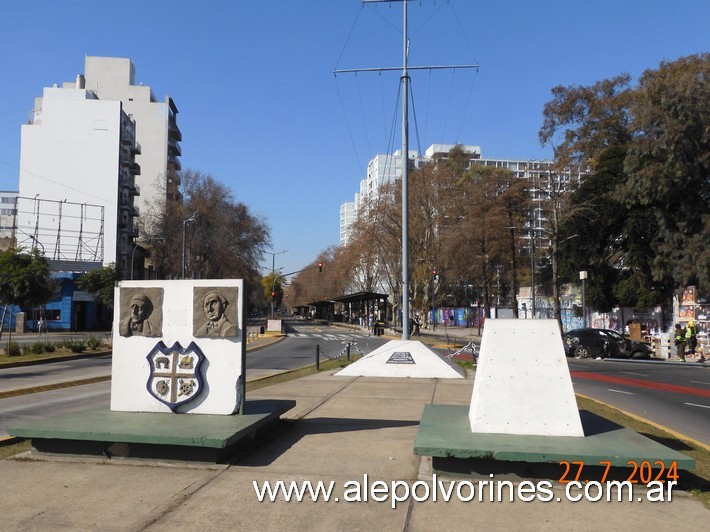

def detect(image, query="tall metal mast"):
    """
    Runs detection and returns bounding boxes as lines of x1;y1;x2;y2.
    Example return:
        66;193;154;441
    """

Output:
335;1;479;340
401;0;410;340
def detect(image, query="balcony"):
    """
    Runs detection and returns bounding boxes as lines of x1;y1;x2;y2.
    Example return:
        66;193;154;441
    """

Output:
168;156;181;171
120;203;140;217
168;140;181;156
168;121;182;141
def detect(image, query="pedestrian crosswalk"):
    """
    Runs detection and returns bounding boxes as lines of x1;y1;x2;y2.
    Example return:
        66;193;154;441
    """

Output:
289;332;369;341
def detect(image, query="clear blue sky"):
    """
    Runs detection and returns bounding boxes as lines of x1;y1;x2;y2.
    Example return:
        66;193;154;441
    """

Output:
1;1;707;275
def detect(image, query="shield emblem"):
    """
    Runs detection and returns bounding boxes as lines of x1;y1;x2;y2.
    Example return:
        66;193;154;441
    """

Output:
146;341;205;411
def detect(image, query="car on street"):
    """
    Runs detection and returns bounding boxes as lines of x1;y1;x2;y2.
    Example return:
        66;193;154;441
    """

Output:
562;328;652;359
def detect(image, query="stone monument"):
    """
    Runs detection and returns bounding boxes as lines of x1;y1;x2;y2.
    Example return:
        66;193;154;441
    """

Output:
111;279;244;415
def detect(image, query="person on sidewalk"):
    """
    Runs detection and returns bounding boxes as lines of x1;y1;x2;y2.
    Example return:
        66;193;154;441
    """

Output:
685;320;698;357
674;323;687;361
408;314;421;336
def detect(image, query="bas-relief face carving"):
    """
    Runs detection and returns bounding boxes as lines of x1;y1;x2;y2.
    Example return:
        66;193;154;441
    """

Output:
193;287;239;338
130;294;152;323
203;291;226;322
119;287;163;338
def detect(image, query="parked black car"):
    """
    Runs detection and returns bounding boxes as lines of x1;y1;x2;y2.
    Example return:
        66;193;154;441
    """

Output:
562;328;652;359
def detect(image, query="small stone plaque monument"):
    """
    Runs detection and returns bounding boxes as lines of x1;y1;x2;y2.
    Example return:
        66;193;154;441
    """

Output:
111;279;244;415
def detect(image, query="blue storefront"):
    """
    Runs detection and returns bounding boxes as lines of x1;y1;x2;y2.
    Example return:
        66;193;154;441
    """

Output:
24;272;111;332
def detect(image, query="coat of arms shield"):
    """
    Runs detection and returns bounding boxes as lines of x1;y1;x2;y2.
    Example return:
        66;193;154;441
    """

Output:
146;341;205;411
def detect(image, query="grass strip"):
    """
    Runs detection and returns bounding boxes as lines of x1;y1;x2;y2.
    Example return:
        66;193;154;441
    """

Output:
0;376;112;400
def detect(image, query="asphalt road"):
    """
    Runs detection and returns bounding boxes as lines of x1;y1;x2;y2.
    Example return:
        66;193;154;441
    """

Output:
2;323;707;448
0;354;111;393
569;358;710;446
247;320;389;372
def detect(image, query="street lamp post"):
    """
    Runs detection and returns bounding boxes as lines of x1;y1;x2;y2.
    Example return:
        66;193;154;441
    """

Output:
266;249;288;318
530;225;536;319
182;214;197;279
580;270;588;327
131;238;164;280
130;243;140;281
29;235;45;333
29;235;45;255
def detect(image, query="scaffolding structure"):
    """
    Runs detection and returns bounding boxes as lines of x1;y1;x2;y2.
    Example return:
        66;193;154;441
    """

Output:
12;196;104;270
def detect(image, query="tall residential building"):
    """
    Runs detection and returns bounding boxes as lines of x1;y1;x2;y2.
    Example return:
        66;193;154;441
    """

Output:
339;143;588;254
83;56;182;218
17;56;181;279
339;201;356;246
339;144;480;246
18;78;139;278
0;190;18;251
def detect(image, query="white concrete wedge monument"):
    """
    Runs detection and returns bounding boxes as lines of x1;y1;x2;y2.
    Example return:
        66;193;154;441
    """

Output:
468;319;584;437
335;340;463;379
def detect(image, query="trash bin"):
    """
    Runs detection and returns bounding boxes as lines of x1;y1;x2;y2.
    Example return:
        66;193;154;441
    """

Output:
375;321;385;336
259;326;265;335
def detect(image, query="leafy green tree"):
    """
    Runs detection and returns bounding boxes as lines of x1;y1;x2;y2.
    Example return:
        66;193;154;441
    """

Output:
559;146;667;310
0;248;53;338
624;53;710;289
77;263;117;307
539;74;633;168
262;271;285;313
541;53;710;310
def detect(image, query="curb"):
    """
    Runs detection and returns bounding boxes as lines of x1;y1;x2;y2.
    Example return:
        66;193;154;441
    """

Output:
0;350;111;370
576;393;710;452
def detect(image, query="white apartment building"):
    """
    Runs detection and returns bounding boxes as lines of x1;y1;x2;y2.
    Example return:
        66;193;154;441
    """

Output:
339;143;588;253
83;56;182;217
339;144;480;246
0;190;18;251
18;56;181;279
19;80;139;278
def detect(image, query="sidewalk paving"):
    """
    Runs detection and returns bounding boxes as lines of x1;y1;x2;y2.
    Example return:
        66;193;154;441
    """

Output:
1;323;708;529
1;369;707;530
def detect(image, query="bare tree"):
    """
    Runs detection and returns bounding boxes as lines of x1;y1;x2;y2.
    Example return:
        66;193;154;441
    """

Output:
141;170;271;307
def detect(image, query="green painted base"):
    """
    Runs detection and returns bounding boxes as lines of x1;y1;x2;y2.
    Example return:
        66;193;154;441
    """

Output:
9;399;295;463
414;404;695;478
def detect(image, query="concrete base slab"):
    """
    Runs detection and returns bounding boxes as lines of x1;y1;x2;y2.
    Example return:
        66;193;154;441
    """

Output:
335;340;464;378
415;404;695;476
8;399;295;463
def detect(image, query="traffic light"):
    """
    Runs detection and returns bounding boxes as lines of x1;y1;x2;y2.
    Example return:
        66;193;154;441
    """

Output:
432;269;439;283
271;291;276;299
318;261;323;272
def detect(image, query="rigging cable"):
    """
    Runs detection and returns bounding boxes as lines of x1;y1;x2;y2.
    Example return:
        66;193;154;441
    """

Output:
455;70;479;144
356;73;373;158
334;76;365;178
408;77;424;158
423;68;432;149
383;79;403;197
448;2;481;143
333;5;367;178
441;68;456;143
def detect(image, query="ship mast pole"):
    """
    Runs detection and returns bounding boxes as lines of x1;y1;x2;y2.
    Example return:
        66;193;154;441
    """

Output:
336;1;478;340
400;0;410;339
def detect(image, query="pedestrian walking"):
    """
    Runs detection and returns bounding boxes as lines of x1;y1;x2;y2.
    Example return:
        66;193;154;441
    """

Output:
685;320;698;356
674;323;687;361
38;316;47;336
